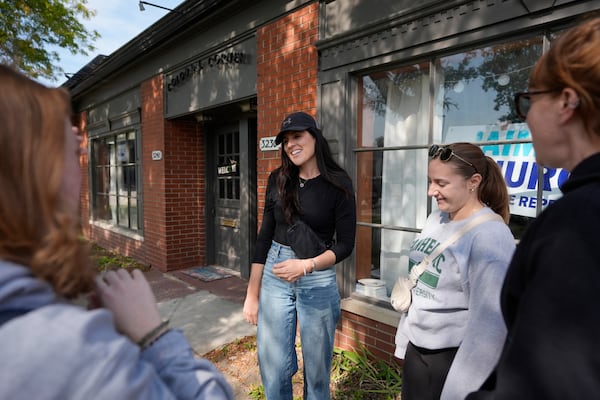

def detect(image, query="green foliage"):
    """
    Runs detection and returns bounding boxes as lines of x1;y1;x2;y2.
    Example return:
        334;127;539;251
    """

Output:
247;384;301;400
247;384;265;399
91;243;149;272
331;345;402;400
0;0;99;81
243;339;257;352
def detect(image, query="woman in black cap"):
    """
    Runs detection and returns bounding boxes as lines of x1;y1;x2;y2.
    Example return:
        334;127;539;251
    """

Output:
243;111;356;399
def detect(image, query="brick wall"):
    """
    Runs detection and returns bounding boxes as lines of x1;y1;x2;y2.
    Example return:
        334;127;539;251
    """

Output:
135;74;206;271
163;118;205;269
140;75;168;269
336;310;401;366
256;2;319;221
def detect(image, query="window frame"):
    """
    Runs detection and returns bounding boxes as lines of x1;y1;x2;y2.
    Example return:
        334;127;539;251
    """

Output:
89;128;143;235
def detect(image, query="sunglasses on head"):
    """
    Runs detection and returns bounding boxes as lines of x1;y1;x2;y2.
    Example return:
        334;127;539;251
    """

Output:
429;145;478;173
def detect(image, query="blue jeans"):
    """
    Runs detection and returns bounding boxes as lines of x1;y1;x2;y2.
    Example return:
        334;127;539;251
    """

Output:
257;241;341;400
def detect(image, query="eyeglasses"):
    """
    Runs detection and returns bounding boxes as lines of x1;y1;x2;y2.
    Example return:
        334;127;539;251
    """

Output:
429;145;478;173
514;89;561;120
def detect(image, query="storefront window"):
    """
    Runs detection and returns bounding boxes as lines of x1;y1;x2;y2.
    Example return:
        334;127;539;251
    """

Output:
91;131;141;232
355;35;567;302
356;63;430;300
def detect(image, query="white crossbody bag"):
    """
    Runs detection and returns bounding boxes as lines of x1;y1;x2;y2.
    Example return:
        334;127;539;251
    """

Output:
390;212;503;313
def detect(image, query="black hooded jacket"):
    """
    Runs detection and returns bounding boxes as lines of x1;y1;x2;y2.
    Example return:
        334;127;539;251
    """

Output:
467;153;600;399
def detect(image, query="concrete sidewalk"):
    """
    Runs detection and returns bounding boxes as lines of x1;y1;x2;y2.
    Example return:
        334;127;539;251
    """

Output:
157;285;256;356
142;266;257;398
143;266;256;355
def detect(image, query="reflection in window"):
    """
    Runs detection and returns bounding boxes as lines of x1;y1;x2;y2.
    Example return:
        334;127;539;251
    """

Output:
436;38;566;223
91;131;140;232
437;38;544;135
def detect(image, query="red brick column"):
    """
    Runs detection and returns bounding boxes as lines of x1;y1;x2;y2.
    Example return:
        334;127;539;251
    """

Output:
256;2;319;223
140;75;169;270
141;76;205;271
163;118;205;270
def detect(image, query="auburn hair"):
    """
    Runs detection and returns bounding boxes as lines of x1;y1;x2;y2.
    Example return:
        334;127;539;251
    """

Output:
0;65;95;298
530;16;600;139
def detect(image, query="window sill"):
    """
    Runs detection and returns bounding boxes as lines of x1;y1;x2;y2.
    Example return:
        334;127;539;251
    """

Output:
341;295;401;327
90;220;144;241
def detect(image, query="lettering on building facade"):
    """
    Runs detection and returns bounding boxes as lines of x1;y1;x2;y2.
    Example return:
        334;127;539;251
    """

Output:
167;51;249;91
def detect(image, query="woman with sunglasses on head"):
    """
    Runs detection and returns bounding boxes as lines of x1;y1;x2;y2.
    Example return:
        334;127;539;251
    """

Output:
395;142;515;400
467;17;600;400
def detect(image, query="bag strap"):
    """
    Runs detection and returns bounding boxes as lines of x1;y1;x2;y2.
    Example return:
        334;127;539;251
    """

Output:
410;212;504;281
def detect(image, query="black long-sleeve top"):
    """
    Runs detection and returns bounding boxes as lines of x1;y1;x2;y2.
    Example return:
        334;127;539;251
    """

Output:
467;152;600;399
252;171;356;265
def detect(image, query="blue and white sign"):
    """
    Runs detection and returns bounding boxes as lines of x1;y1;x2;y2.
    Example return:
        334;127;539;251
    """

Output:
447;123;569;218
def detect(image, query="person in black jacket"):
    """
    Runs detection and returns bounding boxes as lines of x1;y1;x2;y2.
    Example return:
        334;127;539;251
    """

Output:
467;16;600;400
243;112;356;399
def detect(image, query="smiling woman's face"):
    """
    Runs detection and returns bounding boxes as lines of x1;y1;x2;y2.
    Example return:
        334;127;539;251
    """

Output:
427;159;477;219
282;130;316;167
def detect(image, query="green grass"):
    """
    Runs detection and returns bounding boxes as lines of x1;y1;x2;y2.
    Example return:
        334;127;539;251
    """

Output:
331;344;402;400
90;242;149;272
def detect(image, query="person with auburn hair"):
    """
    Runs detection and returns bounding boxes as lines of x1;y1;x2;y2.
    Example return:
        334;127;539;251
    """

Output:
0;65;233;399
468;16;600;400
395;142;515;400
243;111;356;399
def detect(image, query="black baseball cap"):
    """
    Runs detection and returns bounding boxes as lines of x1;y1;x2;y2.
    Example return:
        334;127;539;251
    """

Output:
275;111;320;145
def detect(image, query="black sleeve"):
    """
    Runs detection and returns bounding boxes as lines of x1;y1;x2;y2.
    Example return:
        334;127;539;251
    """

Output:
251;172;277;265
329;177;356;263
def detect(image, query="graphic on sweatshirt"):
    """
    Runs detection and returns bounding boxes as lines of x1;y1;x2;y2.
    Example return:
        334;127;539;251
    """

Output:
408;236;444;290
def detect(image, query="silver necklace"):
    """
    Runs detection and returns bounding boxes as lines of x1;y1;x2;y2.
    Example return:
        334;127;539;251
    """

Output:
299;177;307;188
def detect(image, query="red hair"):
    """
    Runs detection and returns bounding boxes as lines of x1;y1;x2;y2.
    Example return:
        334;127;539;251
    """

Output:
0;65;94;298
530;16;600;139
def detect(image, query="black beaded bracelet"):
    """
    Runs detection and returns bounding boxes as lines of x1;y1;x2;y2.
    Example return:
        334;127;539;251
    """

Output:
142;327;171;350
137;320;169;350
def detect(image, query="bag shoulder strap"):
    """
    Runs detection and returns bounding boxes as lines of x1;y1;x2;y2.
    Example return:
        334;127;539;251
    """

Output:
411;212;503;279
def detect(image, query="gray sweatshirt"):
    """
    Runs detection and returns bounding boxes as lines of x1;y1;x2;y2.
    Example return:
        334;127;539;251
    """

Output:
0;260;233;400
395;208;515;400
